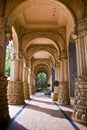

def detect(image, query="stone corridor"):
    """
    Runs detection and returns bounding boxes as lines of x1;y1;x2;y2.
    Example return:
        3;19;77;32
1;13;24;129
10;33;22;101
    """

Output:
7;93;87;130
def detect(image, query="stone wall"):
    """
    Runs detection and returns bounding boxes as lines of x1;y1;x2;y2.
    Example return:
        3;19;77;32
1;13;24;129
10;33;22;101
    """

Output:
7;81;24;104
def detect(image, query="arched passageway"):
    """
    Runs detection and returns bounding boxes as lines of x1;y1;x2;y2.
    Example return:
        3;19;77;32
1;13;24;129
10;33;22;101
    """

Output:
0;0;87;128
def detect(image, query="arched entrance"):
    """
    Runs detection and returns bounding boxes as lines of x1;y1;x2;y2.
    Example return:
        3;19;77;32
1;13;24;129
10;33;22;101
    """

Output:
36;72;48;92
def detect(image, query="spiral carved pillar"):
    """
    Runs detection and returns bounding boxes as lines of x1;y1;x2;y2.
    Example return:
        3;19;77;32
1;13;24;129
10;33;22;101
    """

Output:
7;53;24;104
0;17;10;126
58;50;70;104
72;18;87;124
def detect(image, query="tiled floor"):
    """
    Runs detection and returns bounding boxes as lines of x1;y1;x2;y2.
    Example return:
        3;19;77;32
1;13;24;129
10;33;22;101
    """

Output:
7;92;87;130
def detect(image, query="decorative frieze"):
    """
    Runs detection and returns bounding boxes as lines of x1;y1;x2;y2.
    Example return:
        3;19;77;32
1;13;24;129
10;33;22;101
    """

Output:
7;81;24;104
0;76;10;125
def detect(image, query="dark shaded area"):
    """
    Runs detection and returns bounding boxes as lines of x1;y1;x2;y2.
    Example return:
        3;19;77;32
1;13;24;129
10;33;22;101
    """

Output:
68;41;77;97
52;67;55;92
7;121;28;130
0;120;9;130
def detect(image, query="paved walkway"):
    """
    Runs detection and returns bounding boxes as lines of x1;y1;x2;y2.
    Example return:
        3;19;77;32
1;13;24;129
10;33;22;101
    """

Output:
7;92;87;130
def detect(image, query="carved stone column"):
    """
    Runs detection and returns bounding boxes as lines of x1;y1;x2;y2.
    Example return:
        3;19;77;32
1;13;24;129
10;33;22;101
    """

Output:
0;17;6;76
48;74;52;85
30;72;36;95
55;61;58;80
0;16;10;126
58;50;70;104
23;60;30;99
7;52;24;104
72;18;87;124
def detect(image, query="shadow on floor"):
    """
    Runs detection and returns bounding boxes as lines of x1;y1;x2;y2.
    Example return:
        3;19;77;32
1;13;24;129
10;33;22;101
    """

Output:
30;98;73;119
30;98;54;105
7;121;29;130
26;103;72;119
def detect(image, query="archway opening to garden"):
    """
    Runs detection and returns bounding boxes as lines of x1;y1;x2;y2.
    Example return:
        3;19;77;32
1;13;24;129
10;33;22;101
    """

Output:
5;40;13;79
36;72;48;92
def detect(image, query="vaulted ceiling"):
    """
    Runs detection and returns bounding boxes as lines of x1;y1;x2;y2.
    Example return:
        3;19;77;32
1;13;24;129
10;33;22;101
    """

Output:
5;0;85;75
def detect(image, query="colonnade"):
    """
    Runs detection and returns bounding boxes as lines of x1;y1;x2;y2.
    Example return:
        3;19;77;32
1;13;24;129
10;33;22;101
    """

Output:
0;15;87;126
7;55;37;104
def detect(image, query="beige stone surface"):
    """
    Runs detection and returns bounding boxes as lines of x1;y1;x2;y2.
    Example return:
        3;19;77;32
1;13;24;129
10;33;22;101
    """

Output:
0;0;87;126
7;92;87;130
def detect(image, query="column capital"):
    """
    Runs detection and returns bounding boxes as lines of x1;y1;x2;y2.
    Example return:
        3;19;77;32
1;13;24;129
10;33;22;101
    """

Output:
73;18;87;39
55;60;60;68
24;59;29;67
10;52;18;60
18;50;23;59
10;50;24;60
5;25;12;42
60;50;67;59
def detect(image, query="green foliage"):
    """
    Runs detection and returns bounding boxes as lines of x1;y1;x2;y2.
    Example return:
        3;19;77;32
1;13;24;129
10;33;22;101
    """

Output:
36;72;48;92
5;41;13;76
5;60;10;76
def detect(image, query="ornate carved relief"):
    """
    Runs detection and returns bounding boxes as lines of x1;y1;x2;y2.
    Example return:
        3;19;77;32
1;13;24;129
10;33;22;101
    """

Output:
74;18;87;37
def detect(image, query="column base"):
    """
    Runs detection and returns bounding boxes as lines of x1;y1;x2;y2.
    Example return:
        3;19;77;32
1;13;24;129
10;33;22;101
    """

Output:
72;76;87;124
7;81;24;104
23;82;30;99
58;81;70;105
0;76;10;128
